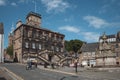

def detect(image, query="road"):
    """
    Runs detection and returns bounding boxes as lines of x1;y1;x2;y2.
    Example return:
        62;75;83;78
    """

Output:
1;63;80;80
1;63;120;80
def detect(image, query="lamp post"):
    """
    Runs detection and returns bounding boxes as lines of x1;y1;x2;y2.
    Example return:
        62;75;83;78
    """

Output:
73;46;78;73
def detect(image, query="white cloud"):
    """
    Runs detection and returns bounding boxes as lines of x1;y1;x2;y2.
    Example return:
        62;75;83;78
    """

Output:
59;26;80;33
11;2;17;6
0;0;6;6
84;15;120;29
83;16;109;29
41;0;69;13
64;16;74;22
82;32;100;42
58;25;100;42
99;4;109;14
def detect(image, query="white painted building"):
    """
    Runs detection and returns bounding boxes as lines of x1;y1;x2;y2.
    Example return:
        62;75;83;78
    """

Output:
0;23;4;63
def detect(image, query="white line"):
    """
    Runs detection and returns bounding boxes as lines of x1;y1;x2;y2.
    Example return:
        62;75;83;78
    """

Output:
38;67;78;76
3;67;24;80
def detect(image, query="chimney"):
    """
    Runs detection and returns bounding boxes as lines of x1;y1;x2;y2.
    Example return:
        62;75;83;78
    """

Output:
16;20;22;28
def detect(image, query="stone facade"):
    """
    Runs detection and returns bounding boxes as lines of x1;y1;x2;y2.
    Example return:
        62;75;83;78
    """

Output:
13;12;65;63
96;32;120;67
80;43;98;67
80;32;120;67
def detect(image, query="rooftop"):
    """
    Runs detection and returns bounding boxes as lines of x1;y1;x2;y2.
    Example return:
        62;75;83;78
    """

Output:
80;43;99;52
26;11;41;19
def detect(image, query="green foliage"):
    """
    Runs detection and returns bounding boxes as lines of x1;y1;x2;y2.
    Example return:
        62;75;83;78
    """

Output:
65;39;83;52
6;45;13;57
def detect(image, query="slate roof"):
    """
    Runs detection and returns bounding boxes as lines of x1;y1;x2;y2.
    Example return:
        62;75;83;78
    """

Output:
80;43;99;52
0;23;4;34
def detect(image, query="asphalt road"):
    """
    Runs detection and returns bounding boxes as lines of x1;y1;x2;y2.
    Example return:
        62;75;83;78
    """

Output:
1;63;120;80
0;66;13;80
1;63;81;80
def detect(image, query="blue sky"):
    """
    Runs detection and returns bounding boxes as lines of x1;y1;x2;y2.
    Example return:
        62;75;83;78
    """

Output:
0;0;120;48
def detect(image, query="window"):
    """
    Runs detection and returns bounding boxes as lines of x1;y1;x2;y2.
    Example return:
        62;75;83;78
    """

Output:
54;37;57;41
28;30;32;37
24;28;28;37
32;30;36;38
51;46;54;51
61;48;63;52
25;42;29;48
116;44;119;48
116;53;119;57
39;44;41;50
32;43;35;49
56;47;59;52
36;31;39;38
92;52;95;57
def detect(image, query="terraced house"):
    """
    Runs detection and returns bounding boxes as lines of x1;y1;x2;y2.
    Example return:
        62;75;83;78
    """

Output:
13;12;65;63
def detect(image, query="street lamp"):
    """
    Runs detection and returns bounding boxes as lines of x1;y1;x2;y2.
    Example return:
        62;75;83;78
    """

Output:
73;46;78;73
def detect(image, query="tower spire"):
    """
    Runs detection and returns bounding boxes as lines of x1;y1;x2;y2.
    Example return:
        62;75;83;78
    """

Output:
11;22;14;33
33;0;37;12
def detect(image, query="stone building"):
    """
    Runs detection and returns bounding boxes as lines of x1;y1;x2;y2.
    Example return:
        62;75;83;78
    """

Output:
96;32;120;67
13;12;65;63
0;23;4;63
80;31;120;67
80;43;98;67
8;33;14;46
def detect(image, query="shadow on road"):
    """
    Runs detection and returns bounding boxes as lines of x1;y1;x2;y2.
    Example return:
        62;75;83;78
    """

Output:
59;75;79;80
0;77;7;80
60;76;66;80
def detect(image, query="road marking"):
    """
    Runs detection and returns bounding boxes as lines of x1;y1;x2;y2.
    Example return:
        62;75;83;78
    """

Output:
38;66;78;76
3;67;24;80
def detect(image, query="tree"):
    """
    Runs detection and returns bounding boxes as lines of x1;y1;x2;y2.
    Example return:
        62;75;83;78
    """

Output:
65;39;83;53
6;45;13;58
